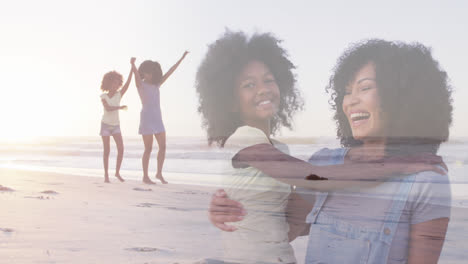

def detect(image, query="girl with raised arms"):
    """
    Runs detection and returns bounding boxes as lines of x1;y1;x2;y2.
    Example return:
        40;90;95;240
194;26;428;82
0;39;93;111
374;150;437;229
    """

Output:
131;52;188;184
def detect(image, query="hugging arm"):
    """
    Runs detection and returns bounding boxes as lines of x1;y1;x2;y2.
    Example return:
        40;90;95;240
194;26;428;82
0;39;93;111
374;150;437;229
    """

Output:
208;189;246;232
286;191;313;241
233;143;446;190
159;51;189;86
208;187;314;239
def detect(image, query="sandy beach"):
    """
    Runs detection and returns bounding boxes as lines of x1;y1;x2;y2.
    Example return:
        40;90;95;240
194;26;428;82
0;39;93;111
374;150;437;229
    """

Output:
0;168;236;263
2;166;467;263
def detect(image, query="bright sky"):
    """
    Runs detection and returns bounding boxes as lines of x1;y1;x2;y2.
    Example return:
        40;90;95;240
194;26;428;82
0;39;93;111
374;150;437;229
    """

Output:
1;0;467;140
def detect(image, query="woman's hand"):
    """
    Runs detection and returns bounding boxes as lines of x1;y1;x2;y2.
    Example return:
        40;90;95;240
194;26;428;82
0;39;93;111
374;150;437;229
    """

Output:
130;57;136;65
119;105;128;110
209;189;246;232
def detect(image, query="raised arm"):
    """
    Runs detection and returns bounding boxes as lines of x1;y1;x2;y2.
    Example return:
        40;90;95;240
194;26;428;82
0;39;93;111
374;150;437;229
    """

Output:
130;57;142;89
233;143;446;191
159;51;189;86
119;60;134;97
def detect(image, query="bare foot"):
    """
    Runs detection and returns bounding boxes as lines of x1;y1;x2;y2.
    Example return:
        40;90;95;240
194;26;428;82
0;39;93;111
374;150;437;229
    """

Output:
115;173;125;182
104;178;110;183
156;173;168;184
143;177;156;185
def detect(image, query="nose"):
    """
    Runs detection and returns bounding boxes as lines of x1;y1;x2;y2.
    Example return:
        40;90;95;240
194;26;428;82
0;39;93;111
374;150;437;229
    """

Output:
256;82;270;97
348;91;360;106
343;90;360;112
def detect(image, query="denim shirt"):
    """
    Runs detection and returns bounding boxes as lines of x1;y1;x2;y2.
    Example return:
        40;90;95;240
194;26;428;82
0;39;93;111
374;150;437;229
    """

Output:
304;148;416;264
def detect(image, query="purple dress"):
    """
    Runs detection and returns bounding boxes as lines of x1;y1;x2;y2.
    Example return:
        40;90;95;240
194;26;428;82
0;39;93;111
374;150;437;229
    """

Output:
138;82;165;135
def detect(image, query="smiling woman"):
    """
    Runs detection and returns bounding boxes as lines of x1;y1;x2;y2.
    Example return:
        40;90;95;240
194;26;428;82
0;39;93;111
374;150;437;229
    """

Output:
328;39;453;155
343;62;387;143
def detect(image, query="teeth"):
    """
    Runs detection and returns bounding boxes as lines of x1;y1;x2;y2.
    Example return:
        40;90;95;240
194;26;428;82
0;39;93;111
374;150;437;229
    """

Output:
350;112;370;120
258;100;271;106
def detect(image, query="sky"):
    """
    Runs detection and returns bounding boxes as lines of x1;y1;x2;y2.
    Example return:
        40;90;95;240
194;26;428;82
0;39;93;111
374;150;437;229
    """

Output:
0;0;467;140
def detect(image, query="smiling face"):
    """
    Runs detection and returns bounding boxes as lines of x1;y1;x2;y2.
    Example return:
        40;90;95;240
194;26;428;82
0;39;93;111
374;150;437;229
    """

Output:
234;60;280;130
342;62;388;144
109;79;121;92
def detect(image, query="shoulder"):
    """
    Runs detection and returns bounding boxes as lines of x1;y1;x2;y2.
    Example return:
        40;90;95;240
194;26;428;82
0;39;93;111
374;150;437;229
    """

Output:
409;170;451;201
307;147;347;165
270;138;289;155
407;170;452;222
412;169;450;184
225;126;271;148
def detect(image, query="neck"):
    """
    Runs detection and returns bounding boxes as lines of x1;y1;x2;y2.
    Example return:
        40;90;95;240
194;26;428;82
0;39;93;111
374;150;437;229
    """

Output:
349;138;386;161
244;120;271;138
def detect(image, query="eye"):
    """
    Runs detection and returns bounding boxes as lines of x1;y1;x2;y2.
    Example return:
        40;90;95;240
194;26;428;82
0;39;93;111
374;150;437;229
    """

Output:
242;82;255;89
361;86;372;91
264;77;276;84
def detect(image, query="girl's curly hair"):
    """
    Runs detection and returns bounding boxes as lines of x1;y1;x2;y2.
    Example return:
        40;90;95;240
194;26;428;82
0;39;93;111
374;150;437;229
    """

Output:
196;30;303;146
101;71;123;91
327;39;453;155
139;60;163;85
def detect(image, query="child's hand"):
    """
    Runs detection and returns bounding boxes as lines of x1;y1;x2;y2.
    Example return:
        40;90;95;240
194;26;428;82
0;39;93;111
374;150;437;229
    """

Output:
120;105;128;111
130;57;136;65
183;51;189;58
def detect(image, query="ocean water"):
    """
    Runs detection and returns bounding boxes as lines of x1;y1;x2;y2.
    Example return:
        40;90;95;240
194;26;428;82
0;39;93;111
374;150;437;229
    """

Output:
1;136;467;262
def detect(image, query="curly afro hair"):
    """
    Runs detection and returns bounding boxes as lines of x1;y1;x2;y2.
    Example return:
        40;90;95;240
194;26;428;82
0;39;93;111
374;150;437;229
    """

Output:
138;60;163;85
101;71;123;92
327;39;453;155
196;30;303;146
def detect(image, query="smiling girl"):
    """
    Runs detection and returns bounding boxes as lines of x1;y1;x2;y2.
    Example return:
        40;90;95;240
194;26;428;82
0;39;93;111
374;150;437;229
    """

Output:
99;59;133;183
196;31;304;263
131;52;188;184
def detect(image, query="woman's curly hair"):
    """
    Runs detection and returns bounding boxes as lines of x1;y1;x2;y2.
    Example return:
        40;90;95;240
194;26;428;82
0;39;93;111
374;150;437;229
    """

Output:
101;71;123;91
196;30;303;146
139;60;163;85
327;39;453;155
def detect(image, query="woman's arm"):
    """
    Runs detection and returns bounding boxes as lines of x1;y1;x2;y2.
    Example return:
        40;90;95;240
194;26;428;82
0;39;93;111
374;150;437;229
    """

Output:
130;57;142;89
208;188;314;238
285;190;314;241
159;51;189;86
208;189;246;232
120;61;134;97
233;143;446;190
408;218;449;264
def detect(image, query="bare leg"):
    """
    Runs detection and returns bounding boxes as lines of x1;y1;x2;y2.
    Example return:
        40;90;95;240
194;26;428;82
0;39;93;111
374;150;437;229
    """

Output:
154;132;167;184
142;134;155;184
112;133;125;182
101;136;111;183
